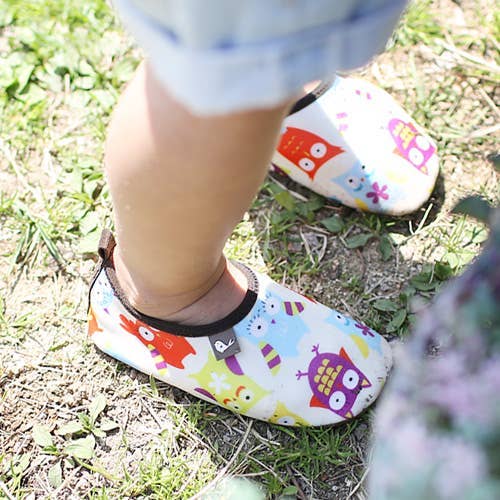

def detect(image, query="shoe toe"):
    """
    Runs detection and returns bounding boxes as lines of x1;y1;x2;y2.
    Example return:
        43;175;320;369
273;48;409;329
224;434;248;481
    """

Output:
286;307;393;426
231;275;393;426
272;77;439;215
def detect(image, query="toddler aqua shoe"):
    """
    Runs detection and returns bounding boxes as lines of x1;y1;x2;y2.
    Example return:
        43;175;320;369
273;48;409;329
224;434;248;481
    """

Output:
89;230;393;426
272;76;439;215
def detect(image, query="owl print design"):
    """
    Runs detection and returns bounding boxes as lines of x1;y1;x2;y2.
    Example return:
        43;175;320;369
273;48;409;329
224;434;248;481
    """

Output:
329;160;390;209
331;161;373;195
88;306;103;337
235;291;309;371
119;315;196;375
325;310;382;357
191;352;270;415
388;118;436;175
296;344;371;419
277;127;344;180
93;274;114;313
269;401;310;427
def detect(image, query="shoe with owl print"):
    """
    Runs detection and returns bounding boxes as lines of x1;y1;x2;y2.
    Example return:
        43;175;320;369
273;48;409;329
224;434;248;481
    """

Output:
88;229;393;426
271;76;440;215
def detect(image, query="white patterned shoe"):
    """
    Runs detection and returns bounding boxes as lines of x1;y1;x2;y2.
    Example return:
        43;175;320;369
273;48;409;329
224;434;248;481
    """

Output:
272;77;439;215
89;230;393;426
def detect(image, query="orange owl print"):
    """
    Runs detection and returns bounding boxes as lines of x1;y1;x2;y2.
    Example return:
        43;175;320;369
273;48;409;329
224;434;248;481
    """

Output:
88;306;103;337
119;315;195;371
277;127;344;180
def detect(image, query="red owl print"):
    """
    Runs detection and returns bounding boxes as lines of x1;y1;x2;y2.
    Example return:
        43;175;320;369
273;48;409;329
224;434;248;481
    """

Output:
119;315;195;370
277;127;344;180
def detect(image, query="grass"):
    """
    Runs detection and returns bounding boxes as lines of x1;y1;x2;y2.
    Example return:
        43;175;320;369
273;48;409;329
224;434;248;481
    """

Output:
0;0;498;498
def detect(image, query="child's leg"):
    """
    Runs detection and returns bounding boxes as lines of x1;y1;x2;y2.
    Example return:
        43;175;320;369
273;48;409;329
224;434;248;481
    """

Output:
105;62;291;324
89;0;402;426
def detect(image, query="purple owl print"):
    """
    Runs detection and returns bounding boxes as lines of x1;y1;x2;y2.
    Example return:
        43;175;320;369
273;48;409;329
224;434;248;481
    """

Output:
296;344;371;419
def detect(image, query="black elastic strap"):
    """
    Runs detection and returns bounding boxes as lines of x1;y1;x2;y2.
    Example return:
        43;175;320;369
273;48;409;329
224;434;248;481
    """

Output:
288;79;335;116
89;229;259;337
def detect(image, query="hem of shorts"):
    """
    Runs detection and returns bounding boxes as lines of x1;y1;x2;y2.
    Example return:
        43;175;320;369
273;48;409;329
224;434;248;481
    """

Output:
116;0;408;114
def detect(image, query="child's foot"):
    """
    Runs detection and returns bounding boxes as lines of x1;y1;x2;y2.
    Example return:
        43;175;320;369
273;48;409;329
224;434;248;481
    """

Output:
89;230;392;426
272;76;439;215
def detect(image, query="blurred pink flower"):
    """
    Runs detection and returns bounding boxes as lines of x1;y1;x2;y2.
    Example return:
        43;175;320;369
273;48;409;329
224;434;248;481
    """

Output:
434;438;486;499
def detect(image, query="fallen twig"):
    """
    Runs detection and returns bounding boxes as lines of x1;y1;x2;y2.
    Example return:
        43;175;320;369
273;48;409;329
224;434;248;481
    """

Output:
190;421;253;499
346;466;370;500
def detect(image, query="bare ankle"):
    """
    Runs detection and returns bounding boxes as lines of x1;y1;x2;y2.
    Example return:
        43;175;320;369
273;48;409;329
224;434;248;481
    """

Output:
165;262;248;325
113;250;247;324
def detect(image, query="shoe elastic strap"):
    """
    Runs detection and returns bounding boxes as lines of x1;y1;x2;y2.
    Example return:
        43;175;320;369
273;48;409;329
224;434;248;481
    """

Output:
87;228;117;315
89;229;260;337
288;78;335;116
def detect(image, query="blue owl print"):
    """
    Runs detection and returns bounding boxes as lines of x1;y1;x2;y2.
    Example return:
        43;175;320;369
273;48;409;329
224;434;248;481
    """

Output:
325;310;354;335
235;291;310;370
94;274;114;313
325;310;382;357
330;161;374;199
353;321;382;355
